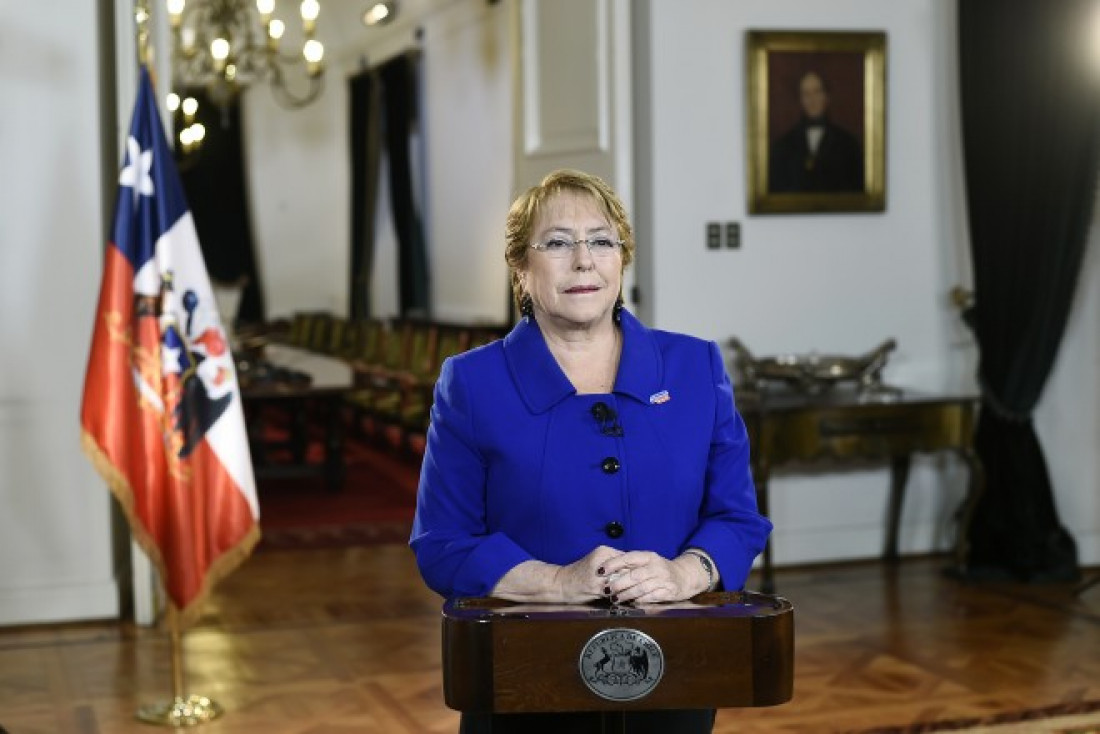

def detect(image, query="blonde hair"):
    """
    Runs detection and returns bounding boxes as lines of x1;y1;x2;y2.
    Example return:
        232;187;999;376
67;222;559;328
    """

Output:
504;169;635;312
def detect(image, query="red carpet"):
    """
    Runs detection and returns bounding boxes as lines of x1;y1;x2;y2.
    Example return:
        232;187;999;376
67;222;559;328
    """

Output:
254;429;422;551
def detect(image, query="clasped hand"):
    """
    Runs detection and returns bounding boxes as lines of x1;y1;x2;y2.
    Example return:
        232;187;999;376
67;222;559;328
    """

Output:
556;545;705;605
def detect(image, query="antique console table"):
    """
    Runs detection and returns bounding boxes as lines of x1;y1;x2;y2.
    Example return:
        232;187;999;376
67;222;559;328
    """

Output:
738;389;983;593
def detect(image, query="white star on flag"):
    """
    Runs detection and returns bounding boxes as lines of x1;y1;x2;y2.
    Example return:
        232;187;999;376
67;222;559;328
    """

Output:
118;135;154;204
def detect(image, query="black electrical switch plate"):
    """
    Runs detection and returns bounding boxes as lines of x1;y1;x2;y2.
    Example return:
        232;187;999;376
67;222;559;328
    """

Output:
706;222;721;249
726;222;740;249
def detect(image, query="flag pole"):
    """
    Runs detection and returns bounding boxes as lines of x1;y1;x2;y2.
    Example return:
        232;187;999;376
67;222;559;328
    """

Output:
170;605;185;701
135;0;152;67
129;0;225;725
136;605;225;726
83;1;260;725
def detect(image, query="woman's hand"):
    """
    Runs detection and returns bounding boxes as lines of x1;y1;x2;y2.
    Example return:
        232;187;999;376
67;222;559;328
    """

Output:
491;545;624;603
599;550;710;604
553;545;625;603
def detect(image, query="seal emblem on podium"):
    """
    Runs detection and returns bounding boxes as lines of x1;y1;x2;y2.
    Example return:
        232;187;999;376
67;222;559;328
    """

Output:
578;628;665;701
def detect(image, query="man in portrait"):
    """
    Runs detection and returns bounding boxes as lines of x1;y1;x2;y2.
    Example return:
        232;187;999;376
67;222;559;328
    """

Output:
768;70;864;194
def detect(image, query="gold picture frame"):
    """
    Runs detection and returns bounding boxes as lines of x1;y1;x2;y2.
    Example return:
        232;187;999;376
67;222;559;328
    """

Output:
746;30;886;214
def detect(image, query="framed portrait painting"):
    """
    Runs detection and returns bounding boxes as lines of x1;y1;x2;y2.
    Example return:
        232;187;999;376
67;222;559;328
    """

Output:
746;31;886;214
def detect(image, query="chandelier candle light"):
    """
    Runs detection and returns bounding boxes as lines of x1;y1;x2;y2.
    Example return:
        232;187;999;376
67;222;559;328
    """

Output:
167;0;325;109
167;93;206;153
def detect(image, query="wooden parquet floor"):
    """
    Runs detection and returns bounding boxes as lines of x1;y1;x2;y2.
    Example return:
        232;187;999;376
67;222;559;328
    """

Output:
1;548;1098;733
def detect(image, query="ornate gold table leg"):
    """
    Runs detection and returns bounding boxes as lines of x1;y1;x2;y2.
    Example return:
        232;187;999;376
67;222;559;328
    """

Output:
949;447;985;576
884;454;911;562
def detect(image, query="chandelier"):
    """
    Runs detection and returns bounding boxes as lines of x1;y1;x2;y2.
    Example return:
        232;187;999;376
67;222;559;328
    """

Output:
166;0;326;110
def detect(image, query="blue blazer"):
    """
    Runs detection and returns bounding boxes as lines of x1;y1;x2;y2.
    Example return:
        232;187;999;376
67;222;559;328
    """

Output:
410;310;772;599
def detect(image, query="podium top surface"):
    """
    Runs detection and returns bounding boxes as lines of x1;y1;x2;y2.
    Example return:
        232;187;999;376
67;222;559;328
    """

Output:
443;591;792;621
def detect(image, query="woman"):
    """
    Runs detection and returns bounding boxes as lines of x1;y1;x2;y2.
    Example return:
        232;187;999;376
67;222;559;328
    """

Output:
410;169;772;733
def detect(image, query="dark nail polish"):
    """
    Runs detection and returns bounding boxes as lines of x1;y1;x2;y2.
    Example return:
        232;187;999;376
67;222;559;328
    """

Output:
597;567;605;575
610;595;618;603
603;586;611;595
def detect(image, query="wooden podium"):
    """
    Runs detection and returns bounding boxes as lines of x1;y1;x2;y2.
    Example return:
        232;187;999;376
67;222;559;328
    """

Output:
442;591;794;716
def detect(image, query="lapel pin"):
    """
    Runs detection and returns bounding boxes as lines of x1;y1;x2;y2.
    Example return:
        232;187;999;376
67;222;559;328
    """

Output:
649;390;670;404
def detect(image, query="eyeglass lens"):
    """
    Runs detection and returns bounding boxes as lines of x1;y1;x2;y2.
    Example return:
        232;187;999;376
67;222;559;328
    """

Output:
534;237;621;258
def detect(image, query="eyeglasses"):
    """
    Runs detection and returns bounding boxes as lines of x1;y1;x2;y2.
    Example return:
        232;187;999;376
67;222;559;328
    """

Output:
529;236;624;259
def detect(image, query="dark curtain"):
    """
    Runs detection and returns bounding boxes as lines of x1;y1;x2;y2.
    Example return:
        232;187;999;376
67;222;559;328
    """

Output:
347;53;429;319
958;0;1100;582
381;54;431;318
175;89;265;325
349;72;383;319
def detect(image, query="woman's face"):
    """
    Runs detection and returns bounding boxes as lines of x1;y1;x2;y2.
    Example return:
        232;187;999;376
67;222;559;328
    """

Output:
519;190;623;332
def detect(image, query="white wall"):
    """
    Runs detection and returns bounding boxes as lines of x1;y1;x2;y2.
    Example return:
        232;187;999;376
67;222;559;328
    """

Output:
0;3;119;623
423;0;514;323
1036;226;1100;565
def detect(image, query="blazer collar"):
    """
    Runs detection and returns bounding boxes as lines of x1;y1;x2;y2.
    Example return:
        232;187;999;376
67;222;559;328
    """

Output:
503;309;663;414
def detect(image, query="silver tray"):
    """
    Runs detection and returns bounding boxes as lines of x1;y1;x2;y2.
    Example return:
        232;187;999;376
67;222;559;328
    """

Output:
728;337;899;398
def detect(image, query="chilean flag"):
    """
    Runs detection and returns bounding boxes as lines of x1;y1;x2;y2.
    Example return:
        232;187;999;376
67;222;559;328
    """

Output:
81;67;259;624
